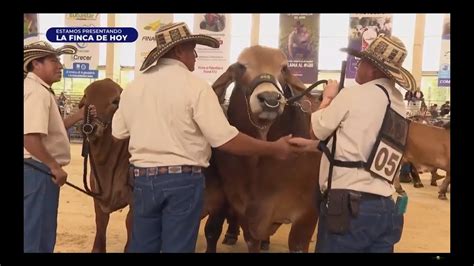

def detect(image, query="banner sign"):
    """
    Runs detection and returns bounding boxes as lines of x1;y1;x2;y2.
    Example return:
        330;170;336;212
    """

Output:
193;13;231;83
279;14;319;84
438;14;450;87
63;14;101;79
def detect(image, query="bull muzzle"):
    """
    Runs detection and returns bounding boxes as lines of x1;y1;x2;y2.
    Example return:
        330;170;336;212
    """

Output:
257;91;283;110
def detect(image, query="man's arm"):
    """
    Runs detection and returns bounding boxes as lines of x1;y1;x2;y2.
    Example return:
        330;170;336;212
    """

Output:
24;133;67;186
217;132;298;160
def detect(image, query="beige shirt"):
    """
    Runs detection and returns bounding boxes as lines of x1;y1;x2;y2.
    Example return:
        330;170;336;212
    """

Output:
312;78;406;196
112;58;239;167
24;72;71;166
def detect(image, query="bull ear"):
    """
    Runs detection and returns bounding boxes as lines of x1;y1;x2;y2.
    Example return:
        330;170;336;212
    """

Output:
282;66;306;92
212;63;246;104
78;95;86;108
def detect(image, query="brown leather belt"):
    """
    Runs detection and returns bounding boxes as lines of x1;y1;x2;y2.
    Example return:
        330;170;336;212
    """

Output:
130;165;202;177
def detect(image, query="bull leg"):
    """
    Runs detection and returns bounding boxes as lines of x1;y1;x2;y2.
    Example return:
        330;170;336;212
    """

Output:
91;199;110;253
438;172;450;200
288;212;317;253
123;206;133;252
241;225;261;253
222;210;240;245
430;169;445;186
410;164;424;188
260;237;270;251
204;209;226;253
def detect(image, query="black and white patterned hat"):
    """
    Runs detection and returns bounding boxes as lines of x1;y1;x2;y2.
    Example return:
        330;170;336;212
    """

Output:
341;34;417;91
24;41;77;77
140;22;220;72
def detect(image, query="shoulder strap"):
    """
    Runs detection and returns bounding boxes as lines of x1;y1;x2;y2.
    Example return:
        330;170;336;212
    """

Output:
375;84;390;107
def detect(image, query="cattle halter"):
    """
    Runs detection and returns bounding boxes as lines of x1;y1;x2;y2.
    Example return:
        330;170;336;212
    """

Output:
244;92;275;130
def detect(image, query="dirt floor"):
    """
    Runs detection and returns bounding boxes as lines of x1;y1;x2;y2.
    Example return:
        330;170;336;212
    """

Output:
54;144;450;253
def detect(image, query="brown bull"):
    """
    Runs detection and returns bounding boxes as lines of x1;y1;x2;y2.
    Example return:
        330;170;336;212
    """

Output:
202;45;322;252
79;79;133;252
394;121;451;200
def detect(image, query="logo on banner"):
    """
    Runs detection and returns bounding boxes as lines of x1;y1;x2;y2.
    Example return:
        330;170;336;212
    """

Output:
64;63;98;79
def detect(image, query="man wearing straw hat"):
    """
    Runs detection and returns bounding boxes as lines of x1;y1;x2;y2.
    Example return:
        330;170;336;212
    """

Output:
290;35;414;252
23;41;94;252
112;22;301;253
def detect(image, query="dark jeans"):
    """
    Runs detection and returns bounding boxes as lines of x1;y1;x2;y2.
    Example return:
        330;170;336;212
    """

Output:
316;194;404;253
127;172;205;253
24;159;60;253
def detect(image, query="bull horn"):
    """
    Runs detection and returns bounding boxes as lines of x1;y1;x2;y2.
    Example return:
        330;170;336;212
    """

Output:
286;79;327;105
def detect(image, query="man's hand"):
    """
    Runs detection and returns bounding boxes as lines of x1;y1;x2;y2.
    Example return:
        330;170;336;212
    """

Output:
288;137;320;153
50;166;68;187
322;79;339;100
272;134;296;160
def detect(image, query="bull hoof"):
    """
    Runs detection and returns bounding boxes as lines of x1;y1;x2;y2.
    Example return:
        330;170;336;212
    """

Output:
430;181;438;186
438;193;448;200
260;241;270;251
413;182;424;188
222;234;238;245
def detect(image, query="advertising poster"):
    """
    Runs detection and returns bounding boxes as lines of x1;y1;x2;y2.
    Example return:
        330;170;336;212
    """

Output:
24;13;39;44
193;13;231;83
438;14;450;87
279;14;319;84
135;14;173;77
63;13;101;79
345;14;393;86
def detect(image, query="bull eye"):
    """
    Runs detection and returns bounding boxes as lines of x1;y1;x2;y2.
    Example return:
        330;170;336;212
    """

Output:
277;94;282;100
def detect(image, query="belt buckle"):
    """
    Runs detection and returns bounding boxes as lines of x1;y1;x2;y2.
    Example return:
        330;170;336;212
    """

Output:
168;166;182;174
134;168;140;177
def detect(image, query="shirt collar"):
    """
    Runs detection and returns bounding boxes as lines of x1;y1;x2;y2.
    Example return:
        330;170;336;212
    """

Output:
157;58;189;70
26;72;52;89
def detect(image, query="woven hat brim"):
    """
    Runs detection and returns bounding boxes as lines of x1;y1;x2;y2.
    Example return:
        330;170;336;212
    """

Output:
24;45;77;74
341;48;417;91
140;35;220;72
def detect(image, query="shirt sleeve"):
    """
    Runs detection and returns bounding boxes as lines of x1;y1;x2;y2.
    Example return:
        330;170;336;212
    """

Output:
193;86;239;148
311;89;350;140
24;87;50;135
111;105;130;140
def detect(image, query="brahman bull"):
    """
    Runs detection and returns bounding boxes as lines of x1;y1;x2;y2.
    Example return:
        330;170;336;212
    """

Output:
202;45;323;252
394;121;450;200
78;79;133;252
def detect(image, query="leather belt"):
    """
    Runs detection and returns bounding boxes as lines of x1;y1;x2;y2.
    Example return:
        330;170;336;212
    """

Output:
130;165;202;177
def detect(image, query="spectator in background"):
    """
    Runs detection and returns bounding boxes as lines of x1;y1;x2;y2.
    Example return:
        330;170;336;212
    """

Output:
440;101;450;116
429;104;439;118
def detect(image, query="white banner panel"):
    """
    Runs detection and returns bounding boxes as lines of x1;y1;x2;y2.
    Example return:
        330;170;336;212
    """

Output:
135;14;173;77
193;13;231;83
63;13;100;74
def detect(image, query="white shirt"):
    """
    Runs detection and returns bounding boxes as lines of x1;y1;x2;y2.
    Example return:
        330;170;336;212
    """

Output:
112;58;239;167
24;72;71;165
311;78;406;196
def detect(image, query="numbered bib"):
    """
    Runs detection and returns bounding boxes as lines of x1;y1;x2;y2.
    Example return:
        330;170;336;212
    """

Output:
368;140;403;182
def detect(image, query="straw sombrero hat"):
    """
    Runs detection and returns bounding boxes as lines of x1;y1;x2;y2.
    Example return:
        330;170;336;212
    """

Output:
341;34;417;91
140;22;220;72
24;41;77;77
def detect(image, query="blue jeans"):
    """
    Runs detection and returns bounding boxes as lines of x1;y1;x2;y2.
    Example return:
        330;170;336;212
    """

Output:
127;172;205;253
316;194;404;253
24;159;60;253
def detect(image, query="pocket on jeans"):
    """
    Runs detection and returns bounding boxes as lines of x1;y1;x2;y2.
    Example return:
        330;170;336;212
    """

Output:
133;187;145;215
163;184;196;216
24;167;42;198
392;213;404;240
